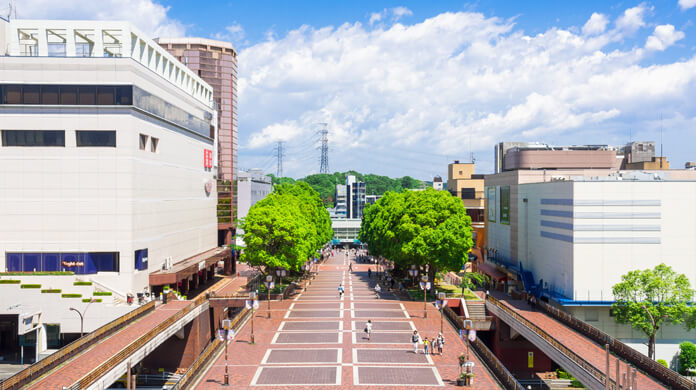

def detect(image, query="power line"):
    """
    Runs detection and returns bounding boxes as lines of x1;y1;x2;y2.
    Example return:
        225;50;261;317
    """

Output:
317;123;329;174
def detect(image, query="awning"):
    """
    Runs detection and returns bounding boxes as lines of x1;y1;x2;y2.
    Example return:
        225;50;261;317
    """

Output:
476;262;507;281
149;247;231;286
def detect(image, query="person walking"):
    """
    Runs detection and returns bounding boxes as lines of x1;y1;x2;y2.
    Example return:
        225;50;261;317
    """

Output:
436;332;445;355
368;268;372;279
338;283;344;298
349;262;353;273
423;337;430;355
412;331;420;353
364;320;372;341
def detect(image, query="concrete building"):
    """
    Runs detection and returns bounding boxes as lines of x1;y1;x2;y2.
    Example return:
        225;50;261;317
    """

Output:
366;194;382;205
447;161;485;247
0;19;226;361
155;37;239;246
432;176;444;190
334;175;366;219
334;184;347;218
236;169;272;221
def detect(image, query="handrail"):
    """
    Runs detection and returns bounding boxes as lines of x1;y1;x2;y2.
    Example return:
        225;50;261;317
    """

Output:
539;301;696;390
0;301;155;390
170;307;251;390
486;295;617;390
68;296;209;390
442;306;524;390
89;278;128;302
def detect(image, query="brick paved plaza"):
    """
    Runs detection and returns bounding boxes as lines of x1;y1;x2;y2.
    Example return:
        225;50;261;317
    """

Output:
195;250;502;389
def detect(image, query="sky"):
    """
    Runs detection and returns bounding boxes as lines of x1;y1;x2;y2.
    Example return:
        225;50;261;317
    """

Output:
9;0;696;179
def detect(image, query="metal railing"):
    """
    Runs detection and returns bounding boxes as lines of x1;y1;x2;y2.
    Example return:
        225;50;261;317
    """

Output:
0;301;155;390
443;305;524;390
67;295;209;390
486;295;618;390
539;301;696;390
170;307;251;390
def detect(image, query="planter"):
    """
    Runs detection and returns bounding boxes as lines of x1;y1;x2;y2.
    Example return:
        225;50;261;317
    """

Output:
456;378;466;386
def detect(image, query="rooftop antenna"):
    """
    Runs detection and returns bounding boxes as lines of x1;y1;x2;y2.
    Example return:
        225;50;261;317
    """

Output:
660;113;663;169
469;135;474;163
316;123;329;174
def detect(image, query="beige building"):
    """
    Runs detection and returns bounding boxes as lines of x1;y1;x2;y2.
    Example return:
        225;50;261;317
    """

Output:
447;161;485;248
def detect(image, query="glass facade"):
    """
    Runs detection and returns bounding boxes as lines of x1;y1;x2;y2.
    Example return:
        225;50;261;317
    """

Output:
75;130;116;147
1;130;65;147
6;252;119;273
0;84;132;105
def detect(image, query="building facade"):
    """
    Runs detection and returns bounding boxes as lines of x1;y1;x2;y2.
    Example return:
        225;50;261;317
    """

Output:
447;161;485;247
156;37;238;246
0;19;220;356
236;169;273;221
334;175;366;219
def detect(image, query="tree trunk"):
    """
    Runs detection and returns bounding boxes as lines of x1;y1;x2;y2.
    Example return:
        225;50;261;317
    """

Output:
649;332;656;360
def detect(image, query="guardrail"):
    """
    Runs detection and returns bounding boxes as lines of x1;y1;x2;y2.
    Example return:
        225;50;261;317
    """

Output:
67;295;209;390
539;301;696;390
443;306;524;390
486;295;618;390
0;301;156;390
170;307;251;390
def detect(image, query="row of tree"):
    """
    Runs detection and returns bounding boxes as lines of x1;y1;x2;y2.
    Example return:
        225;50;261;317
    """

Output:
268;171;424;205
359;188;473;281
240;182;333;273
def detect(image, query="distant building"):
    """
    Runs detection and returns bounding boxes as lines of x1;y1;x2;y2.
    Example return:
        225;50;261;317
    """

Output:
622;141;669;170
433;176;444;190
447;161;485;247
334;175;365;219
686;162;696;170
366;195;382;205
334;184;348;218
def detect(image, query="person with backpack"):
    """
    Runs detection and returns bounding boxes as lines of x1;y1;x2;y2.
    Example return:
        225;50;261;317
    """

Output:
338;283;344;298
412;330;420;354
436;332;445;355
364;320;372;341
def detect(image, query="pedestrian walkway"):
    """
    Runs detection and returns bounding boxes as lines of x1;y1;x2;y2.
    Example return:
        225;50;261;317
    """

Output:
195;250;502;389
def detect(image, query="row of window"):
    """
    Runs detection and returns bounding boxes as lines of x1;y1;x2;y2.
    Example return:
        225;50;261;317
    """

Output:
0;84;132;106
6;249;150;273
139;134;159;153
1;130;116;147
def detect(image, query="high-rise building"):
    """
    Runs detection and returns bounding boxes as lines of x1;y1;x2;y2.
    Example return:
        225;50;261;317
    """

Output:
346;175;366;219
155;38;238;246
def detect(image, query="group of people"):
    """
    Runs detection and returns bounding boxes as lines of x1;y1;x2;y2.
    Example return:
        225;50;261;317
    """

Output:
411;330;445;355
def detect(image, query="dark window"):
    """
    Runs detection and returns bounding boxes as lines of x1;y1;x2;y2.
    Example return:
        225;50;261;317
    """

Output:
23;86;40;104
466;208;485;223
88;252;119;272
76;131;116;147
2;130;65;147
5;85;22;104
78;86;96;105
45;324;61;349
60;86;78;104
97;87;114;105
42;253;60;271
461;188;476;199
135;249;149;270
42;86;59;104
115;86;132;105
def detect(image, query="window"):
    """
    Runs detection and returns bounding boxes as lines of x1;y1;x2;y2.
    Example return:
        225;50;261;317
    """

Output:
23;85;40;104
47;43;66;57
584;309;599;322
150;137;159;153
75;43;92;57
139;134;149;150
42;86;59;104
60;86;78;104
78;86;96;105
2;130;65;147
76;131;116;147
135;249;148;270
97;87;115;105
45;324;61;349
0;85;133;106
4;85;22;104
461;188;476;199
6;252;119;273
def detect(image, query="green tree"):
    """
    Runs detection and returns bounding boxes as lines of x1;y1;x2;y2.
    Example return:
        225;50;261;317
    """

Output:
611;263;694;360
360;188;473;280
679;342;696;375
274;181;333;248
460;272;489;297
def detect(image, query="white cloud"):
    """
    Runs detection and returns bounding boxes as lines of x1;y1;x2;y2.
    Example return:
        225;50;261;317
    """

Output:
582;13;609;35
679;0;696;10
239;8;696;178
369;12;383;26
645;24;685;51
370;7;413;26
13;0;186;37
392;6;413;21
213;22;245;43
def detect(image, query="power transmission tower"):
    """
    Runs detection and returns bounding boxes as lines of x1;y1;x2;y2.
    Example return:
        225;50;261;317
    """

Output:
274;141;285;177
317;123;329;174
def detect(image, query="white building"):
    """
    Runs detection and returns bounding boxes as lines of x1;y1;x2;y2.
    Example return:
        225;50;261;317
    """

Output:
488;171;696;362
236;169;272;221
0;19;219;360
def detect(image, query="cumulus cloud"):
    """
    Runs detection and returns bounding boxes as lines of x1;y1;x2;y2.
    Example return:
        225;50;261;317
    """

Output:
582;13;609;35
13;0;186;37
679;0;696;10
392;6;413;20
212;22;245;43
645;24;685;50
239;8;696;177
369;7;414;26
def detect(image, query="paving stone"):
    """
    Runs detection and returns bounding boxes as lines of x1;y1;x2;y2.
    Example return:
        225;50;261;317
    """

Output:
354;332;413;344
353;321;414;331
354;309;407;318
355;366;441;385
287;310;341;318
254;366;339;385
280;321;341;331
292;303;341;310
274;332;340;344
355;348;430;364
354;302;403;310
265;349;340;364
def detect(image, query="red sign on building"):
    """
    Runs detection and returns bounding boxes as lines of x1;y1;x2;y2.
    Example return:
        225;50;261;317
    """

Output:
204;149;213;169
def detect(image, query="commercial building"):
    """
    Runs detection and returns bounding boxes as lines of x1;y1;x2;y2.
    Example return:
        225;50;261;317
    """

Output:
0;19;227;361
236;169;272;221
334;175;366;219
155;37;239;246
447;161;485;247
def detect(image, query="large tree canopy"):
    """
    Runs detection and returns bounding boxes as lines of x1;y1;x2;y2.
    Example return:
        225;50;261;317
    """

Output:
612;263;694;360
359;188;473;277
241;182;332;273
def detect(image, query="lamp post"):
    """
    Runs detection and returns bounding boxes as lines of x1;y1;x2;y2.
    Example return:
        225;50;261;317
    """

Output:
437;292;447;334
276;269;286;300
220;318;233;386
419;275;431;318
248;291;258;344
409;265;418;287
265;275;274;318
69;299;96;337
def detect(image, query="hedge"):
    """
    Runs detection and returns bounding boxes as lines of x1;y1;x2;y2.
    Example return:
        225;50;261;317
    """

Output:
73;281;93;286
20;284;41;289
0;280;21;284
41;289;62;293
0;271;74;276
93;291;112;296
61;293;82;298
82;298;102;303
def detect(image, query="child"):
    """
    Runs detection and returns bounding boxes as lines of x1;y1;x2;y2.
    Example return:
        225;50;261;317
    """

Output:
364;320;372;341
423;337;430;355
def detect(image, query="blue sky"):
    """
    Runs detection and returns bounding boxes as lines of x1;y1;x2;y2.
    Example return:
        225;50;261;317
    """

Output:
16;0;696;179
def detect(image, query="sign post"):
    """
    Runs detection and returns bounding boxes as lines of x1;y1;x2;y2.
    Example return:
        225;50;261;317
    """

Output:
221;318;232;386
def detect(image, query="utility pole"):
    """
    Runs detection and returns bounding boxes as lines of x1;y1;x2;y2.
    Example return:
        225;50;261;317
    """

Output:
317;123;329;174
274;141;285;177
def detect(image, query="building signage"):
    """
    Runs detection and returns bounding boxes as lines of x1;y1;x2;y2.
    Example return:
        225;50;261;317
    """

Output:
527;351;534;368
203;149;213;169
204;179;213;196
500;186;510;225
487;187;496;223
61;261;84;268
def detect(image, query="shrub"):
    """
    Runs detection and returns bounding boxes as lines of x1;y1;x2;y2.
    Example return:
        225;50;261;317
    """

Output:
73;281;93;286
679;341;696;375
61;293;82;298
41;289;61;293
82;298;102;303
0;280;21;284
0;271;74;275
657;359;669;368
93;291;112;296
20;284;41;289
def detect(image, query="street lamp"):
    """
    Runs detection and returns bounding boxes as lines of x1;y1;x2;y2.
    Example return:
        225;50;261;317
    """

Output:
69;299;96;337
276;269;286;300
419;275;431;318
409;265;419;287
248;291;258;344
437;292;447;334
220;318;233;386
264;275;274;318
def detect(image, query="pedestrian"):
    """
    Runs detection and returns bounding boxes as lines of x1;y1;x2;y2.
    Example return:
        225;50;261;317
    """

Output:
374;283;381;296
368;268;372;279
338;283;344;298
349;262;353;273
436;332;445;355
364;320;372;341
424;337;430;355
412;330;420;354
390;278;395;290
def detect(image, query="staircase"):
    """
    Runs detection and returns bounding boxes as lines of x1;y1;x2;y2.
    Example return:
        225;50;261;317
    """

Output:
466;301;487;320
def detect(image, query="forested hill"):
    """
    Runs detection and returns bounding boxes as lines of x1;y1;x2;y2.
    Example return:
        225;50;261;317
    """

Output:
267;171;424;205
